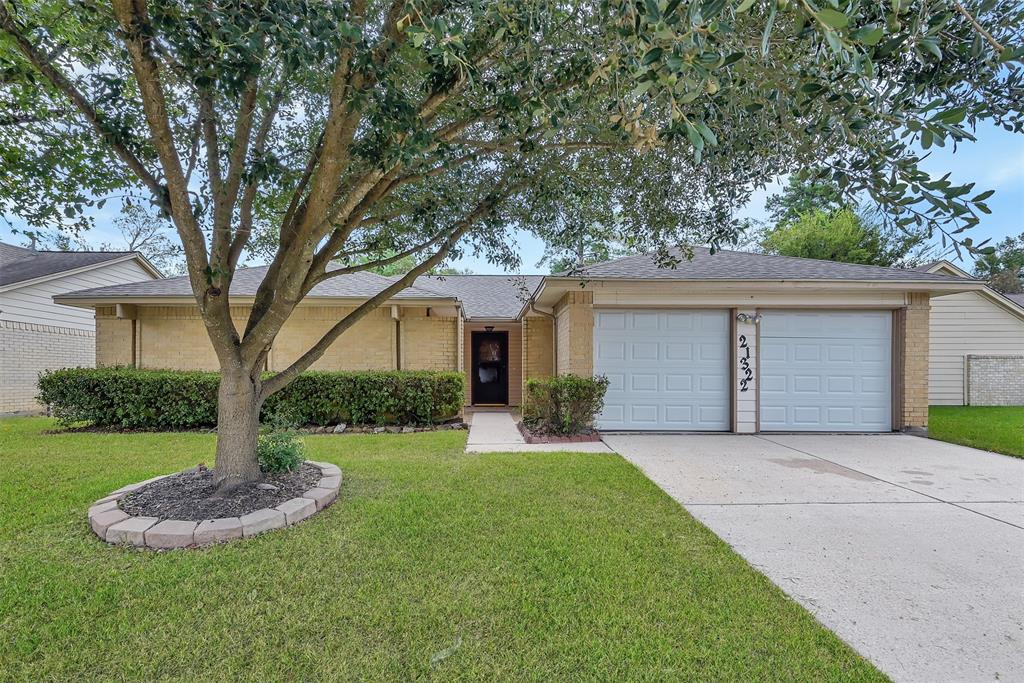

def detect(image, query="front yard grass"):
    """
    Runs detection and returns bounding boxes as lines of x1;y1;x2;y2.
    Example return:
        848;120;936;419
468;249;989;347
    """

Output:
929;406;1024;458
0;417;883;681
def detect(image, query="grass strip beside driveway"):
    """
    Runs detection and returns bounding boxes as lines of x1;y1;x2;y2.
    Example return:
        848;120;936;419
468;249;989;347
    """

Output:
929;406;1024;458
0;418;884;681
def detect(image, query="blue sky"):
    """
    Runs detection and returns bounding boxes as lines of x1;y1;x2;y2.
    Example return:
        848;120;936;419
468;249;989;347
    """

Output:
3;122;1021;275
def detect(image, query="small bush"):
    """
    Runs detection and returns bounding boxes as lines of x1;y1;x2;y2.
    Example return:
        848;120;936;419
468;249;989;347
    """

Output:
257;425;305;473
522;374;610;435
38;367;464;430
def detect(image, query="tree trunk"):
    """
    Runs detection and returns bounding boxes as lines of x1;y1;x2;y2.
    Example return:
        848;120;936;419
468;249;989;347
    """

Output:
213;368;263;492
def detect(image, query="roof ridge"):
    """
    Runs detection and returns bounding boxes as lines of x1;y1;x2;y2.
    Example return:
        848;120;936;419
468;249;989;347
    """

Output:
577;245;980;281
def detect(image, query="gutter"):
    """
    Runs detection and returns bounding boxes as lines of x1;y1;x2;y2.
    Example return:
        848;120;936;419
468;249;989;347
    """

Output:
528;299;558;376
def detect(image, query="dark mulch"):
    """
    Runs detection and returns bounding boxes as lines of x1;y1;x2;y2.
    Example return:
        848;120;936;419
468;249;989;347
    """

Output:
517;421;601;444
120;463;322;521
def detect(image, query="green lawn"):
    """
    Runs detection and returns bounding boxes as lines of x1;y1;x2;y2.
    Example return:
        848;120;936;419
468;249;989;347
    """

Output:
0;418;883;681
929;406;1024;458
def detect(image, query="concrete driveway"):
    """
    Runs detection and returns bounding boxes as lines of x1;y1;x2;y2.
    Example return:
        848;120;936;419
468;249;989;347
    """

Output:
602;433;1024;683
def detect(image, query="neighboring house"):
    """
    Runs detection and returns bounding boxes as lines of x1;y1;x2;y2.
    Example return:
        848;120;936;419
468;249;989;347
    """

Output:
55;248;984;434
915;260;1024;406
0;242;161;414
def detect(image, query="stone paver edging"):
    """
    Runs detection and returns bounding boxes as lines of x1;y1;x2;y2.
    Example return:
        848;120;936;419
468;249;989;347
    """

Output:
88;460;342;550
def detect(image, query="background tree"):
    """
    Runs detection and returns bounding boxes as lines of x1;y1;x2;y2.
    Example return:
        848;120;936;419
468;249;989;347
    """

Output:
1;0;1021;491
764;176;846;226
974;232;1024;293
106;204;184;275
758;206;932;266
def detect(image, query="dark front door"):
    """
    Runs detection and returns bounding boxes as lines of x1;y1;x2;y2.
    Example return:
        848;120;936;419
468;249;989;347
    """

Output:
471;331;509;405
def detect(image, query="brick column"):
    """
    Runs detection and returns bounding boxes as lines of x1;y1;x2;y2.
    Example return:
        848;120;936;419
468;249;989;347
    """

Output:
554;290;594;376
900;293;930;431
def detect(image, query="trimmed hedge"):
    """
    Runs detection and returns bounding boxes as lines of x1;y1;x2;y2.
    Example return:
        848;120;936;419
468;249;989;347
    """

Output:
37;367;464;430
522;374;610;435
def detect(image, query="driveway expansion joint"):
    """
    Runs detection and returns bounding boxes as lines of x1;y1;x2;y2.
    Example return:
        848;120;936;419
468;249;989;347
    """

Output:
753;435;1024;531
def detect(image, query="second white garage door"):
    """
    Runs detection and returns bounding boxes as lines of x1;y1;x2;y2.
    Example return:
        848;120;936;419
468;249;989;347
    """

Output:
594;309;730;430
759;311;892;432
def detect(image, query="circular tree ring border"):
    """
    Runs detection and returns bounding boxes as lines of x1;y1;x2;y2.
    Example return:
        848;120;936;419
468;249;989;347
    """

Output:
87;460;342;550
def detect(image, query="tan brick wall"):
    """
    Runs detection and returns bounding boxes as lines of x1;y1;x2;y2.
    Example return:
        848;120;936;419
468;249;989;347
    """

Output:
98;304;460;373
95;307;134;367
135;305;241;371
272;306;395;372
522;315;554;382
901;293;930;430
1;320;94;414
554;290;594;376
464;322;523;406
401;307;459;370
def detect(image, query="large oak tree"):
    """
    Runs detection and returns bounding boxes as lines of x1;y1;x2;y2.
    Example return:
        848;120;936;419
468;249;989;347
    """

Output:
1;0;1021;490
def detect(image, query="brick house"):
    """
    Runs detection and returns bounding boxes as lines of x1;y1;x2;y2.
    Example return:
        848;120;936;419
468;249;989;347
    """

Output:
0;242;161;414
55;248;987;433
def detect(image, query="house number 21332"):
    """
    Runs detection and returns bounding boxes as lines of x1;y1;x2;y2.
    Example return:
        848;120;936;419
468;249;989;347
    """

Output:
738;334;752;392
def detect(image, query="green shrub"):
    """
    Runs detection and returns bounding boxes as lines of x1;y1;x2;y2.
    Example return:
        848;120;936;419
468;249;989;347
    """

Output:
257;426;305;473
38;367;464;430
522;374;610;435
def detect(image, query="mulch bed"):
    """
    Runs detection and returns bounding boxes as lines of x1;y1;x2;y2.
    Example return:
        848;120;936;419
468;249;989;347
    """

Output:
120;463;321;521
517;421;602;444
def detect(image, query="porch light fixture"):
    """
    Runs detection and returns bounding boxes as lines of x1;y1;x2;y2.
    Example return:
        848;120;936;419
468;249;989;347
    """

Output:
484;325;494;332
735;313;762;324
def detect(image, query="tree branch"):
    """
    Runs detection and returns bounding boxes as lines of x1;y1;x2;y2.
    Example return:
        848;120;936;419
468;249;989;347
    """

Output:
313;230;451;282
260;181;515;397
953;1;1005;54
111;0;215;308
0;2;165;203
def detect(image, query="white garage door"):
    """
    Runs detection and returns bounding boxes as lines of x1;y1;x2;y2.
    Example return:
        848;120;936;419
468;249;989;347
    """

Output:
760;311;892;432
594;309;730;430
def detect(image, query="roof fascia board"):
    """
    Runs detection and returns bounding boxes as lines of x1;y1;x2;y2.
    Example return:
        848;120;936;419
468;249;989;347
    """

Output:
538;277;985;291
979;287;1024;321
53;294;460;308
132;253;164;279
924;260;972;278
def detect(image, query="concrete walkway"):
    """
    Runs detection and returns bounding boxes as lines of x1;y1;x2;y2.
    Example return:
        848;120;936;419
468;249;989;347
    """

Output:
465;411;612;453
604;433;1024;683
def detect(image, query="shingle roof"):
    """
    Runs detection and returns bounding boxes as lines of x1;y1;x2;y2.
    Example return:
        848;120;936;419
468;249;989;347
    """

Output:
1006;293;1024;307
568;247;975;282
58;264;454;301
0;242;140;288
417;274;544;319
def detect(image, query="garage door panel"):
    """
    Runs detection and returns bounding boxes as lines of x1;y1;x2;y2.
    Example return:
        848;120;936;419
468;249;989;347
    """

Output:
760;311;891;432
630;404;659;423
699;374;727;392
665;343;693;361
665;374;692;392
826;375;854;393
596;340;625;361
794;375;821;393
601;404;625;422
595;309;729;430
605;372;625;392
633;312;659;329
596;311;626;329
665;405;693;423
